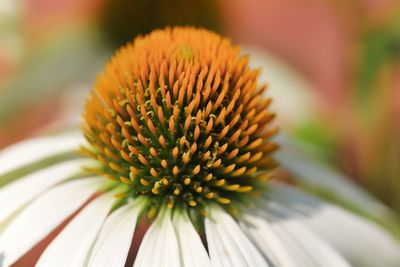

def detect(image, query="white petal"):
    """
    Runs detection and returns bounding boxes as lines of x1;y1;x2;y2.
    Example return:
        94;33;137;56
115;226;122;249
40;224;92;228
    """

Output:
280;219;353;267
0;159;93;223
303;206;400;267
0;133;84;176
172;213;211;267
268;182;400;267
206;208;269;267
87;203;141;267
276;139;392;219
257;205;350;267
36;192;115;267
0;178;102;266
134;210;180;267
239;213;297;267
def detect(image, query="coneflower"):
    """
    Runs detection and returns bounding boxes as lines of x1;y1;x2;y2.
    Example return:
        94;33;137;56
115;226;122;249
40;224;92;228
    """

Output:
0;27;399;267
82;27;277;216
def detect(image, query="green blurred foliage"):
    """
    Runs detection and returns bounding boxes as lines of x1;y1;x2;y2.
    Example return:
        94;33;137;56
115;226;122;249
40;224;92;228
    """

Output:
356;15;400;111
295;11;400;214
292;119;337;161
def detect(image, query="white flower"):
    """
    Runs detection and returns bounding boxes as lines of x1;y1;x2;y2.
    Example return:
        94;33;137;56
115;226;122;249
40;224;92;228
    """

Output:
0;133;399;267
1;27;400;267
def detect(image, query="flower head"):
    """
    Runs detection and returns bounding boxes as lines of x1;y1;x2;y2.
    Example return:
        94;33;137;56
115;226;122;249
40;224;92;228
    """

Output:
82;27;277;215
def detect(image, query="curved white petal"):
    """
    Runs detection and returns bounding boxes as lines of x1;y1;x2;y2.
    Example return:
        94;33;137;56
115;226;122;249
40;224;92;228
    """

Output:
0;178;102;266
239;213;297;267
0;159;93;223
134;210;180;267
259;205;350;267
0;133;84;176
36;192;115;267
303;206;400;267
172;213;211;267
206;208;269;267
87;203;141;267
276;139;392;219
268;182;400;267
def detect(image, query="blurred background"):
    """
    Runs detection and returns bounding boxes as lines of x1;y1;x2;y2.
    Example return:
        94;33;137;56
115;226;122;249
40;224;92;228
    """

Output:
0;0;399;216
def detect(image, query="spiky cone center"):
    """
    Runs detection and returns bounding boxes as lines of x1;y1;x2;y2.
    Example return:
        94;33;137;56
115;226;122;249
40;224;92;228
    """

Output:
82;27;278;216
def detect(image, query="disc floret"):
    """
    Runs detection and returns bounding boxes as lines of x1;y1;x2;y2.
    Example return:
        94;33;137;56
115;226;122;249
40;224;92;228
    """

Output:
82;27;278;215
